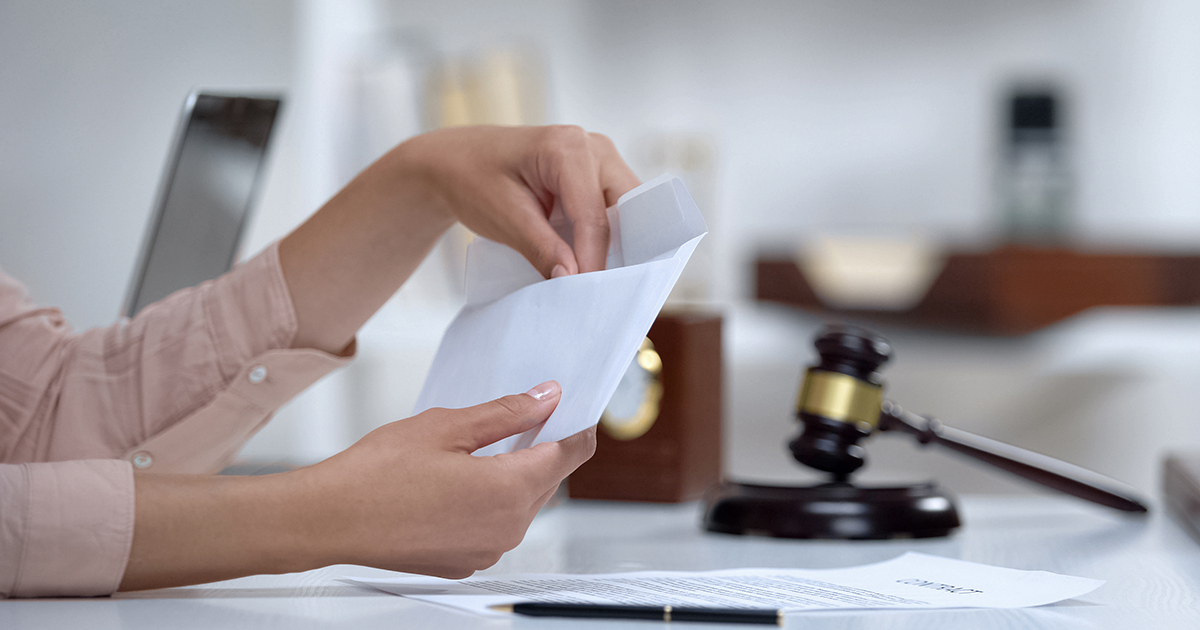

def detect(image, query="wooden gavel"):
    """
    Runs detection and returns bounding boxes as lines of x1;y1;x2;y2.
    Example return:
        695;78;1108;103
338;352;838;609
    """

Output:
789;325;1149;513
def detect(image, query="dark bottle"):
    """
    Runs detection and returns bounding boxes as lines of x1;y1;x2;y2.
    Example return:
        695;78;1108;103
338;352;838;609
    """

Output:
1001;91;1070;243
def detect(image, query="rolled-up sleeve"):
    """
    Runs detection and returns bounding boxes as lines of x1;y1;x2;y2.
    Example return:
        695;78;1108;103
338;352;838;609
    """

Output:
0;460;133;597
0;242;352;597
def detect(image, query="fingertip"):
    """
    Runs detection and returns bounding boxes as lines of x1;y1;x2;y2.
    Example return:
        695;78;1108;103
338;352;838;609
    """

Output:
547;426;597;464
523;222;576;279
525;380;561;402
510;430;594;490
557;241;581;276
576;425;598;459
538;240;579;279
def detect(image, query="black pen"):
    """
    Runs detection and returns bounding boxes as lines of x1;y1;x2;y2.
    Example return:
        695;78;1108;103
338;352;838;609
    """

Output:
490;602;784;625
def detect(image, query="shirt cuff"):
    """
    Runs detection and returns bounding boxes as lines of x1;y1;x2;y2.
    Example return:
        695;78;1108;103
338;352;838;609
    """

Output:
121;348;352;474
203;242;304;381
0;459;134;598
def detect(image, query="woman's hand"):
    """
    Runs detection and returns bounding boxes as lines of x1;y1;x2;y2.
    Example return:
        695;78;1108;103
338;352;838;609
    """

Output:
120;381;595;590
298;380;593;578
394;125;641;277
280;125;640;355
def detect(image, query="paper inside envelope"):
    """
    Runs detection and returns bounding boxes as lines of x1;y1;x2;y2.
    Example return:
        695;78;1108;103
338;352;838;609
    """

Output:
413;174;707;455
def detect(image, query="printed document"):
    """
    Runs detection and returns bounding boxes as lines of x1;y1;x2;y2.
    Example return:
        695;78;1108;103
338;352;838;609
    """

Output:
342;552;1103;616
414;174;707;455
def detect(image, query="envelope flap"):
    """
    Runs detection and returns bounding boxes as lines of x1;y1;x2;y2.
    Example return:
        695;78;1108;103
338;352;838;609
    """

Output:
463;174;703;307
617;175;708;266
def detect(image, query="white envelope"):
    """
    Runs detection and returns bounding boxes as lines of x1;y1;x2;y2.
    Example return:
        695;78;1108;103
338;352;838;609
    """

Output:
413;174;708;455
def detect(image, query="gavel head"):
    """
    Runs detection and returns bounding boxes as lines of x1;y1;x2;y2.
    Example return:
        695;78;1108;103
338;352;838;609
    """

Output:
788;325;892;479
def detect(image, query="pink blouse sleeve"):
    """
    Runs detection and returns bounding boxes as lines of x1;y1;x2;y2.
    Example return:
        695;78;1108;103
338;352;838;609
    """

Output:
0;242;353;597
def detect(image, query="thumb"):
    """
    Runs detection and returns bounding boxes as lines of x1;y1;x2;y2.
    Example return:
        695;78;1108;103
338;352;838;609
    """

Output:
448;381;562;453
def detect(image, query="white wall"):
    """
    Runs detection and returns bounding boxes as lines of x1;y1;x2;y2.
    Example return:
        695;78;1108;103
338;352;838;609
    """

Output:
346;0;1200;305
566;0;1200;299
4;1;1200;489
7;0;1200;325
0;0;296;329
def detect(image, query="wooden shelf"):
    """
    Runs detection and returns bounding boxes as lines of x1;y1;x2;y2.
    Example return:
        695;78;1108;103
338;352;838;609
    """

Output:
756;246;1200;335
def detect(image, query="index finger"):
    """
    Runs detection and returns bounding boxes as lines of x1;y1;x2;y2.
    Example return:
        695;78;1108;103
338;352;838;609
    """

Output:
591;132;641;207
505;426;598;494
554;166;609;274
549;131;640;274
564;134;641;272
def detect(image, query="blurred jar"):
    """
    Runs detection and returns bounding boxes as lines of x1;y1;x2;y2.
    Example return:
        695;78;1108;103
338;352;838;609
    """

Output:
635;132;718;305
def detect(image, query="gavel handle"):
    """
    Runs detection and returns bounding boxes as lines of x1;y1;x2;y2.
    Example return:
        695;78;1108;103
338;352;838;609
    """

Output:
879;401;1149;513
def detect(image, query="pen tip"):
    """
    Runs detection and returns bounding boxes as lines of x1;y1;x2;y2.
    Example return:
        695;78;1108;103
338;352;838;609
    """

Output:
489;604;514;613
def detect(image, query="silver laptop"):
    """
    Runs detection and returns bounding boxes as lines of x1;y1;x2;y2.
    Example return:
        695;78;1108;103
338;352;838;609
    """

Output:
122;92;282;317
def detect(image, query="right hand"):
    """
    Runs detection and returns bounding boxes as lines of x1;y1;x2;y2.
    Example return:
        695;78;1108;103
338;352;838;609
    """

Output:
297;380;595;578
393;125;641;277
280;125;640;355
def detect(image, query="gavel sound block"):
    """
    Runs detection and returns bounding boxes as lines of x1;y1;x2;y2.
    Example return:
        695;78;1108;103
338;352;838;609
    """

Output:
704;325;1148;540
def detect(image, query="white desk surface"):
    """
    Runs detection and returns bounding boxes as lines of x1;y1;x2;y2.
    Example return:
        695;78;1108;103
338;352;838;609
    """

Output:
4;495;1199;629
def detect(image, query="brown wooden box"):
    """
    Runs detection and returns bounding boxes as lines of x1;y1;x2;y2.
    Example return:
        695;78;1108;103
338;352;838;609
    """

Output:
568;311;723;503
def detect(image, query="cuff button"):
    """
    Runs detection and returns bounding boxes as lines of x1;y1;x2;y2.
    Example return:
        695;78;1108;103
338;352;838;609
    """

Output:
132;452;153;469
249;365;268;384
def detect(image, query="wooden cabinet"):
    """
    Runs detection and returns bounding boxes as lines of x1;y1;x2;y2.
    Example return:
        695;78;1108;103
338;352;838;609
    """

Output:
757;246;1200;335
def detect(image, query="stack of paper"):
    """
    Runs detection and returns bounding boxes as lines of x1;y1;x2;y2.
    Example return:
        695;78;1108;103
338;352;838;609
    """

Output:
343;552;1103;616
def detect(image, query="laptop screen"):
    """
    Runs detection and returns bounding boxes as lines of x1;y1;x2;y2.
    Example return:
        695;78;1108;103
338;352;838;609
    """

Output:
124;93;281;317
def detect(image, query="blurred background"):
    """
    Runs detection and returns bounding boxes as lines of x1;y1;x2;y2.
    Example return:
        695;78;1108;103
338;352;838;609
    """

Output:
3;0;1200;498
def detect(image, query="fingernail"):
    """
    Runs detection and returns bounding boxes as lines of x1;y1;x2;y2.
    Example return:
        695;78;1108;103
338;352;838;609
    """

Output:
526;381;559;401
551;264;568;279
